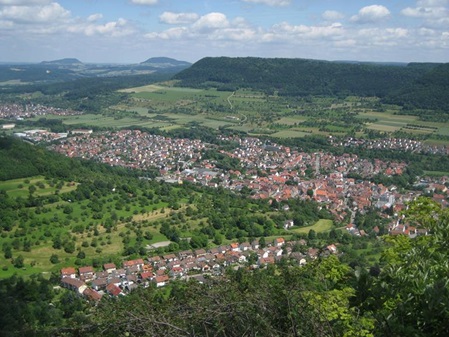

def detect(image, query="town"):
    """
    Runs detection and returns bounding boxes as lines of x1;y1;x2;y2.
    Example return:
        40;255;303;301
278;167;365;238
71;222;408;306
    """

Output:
60;236;336;301
3;106;448;303
46;129;447;221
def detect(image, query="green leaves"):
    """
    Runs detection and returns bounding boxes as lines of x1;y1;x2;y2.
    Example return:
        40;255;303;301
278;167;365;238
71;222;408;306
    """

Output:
374;197;449;336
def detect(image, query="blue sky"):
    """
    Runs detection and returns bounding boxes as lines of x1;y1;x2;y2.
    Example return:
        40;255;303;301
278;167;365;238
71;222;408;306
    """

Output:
0;0;448;63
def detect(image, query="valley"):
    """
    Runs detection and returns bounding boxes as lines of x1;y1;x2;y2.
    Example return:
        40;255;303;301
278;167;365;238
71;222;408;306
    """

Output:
1;56;448;337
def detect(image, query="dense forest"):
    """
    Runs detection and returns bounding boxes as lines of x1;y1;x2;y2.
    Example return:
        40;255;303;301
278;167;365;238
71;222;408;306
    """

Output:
174;57;449;112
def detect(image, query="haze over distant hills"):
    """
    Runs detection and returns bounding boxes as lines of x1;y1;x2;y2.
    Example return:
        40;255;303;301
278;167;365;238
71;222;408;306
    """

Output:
40;58;83;65
0;57;192;83
140;57;191;68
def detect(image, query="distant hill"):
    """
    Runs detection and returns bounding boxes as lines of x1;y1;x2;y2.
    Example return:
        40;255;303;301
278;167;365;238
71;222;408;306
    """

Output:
0;57;190;84
174;56;447;111
384;63;449;113
40;58;83;65
140;57;191;68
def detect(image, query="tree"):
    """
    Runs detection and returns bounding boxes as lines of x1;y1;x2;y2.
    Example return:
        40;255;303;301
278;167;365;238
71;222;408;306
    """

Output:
308;229;317;240
13;255;24;268
3;246;12;259
213;233;223;245
63;241;76;254
190;234;208;249
372;197;449;336
259;236;266;248
50;254;60;264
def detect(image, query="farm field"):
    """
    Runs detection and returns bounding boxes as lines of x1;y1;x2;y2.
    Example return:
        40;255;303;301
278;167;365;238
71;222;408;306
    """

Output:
16;83;449;145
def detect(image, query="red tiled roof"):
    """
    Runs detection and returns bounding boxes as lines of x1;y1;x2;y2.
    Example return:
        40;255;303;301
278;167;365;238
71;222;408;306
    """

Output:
79;266;94;274
61;267;76;276
106;283;121;296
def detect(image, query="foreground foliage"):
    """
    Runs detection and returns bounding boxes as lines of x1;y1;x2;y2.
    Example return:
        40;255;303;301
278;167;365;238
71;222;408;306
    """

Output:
0;196;448;336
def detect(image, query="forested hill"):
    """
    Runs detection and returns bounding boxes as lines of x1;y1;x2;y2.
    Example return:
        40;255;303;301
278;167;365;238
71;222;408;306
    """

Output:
383;63;449;112
174;57;447;110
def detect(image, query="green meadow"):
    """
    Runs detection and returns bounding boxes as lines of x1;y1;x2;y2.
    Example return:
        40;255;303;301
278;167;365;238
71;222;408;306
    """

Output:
290;219;334;234
0;176;77;198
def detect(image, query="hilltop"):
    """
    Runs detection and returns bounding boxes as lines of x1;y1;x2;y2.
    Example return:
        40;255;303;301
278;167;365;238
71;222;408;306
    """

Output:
40;58;83;65
0;56;191;84
140;57;191;68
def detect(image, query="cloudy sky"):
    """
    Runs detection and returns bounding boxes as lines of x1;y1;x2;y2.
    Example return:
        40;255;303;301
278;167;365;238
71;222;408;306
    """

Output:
1;0;448;64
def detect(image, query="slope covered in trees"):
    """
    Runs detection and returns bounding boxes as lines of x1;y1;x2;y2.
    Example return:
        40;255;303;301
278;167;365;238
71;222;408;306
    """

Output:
2;197;447;337
383;63;449;113
174;57;447;112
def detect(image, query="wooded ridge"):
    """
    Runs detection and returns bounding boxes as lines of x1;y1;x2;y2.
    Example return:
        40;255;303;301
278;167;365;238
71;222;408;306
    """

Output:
174;57;449;112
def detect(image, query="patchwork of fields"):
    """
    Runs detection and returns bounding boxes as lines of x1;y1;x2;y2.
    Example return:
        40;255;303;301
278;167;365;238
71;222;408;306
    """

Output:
21;84;449;145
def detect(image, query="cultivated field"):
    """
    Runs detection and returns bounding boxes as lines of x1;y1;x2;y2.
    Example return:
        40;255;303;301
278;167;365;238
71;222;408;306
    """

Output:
22;84;447;145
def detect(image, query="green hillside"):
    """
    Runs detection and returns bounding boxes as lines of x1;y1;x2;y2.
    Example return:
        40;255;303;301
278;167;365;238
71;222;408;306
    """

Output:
174;57;448;112
384;63;449;113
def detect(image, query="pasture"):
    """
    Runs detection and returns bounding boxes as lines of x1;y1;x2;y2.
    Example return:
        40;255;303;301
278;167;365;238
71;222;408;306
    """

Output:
290;219;334;234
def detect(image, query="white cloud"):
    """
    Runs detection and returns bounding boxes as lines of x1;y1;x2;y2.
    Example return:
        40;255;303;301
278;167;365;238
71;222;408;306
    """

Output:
0;2;70;23
129;0;158;5
145;27;188;40
269;22;344;39
159;12;199;25
401;6;448;18
208;27;256;41
192;12;229;32
0;2;136;38
417;27;437;36
350;5;391;24
0;19;13;28
417;0;448;6
357;27;408;46
146;12;257;42
242;0;291;6
68;18;135;37
401;0;449;27
0;0;50;5
333;39;357;47
87;13;103;22
322;10;344;21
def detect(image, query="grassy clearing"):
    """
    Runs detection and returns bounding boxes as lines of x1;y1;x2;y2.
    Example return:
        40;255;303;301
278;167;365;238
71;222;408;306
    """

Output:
271;130;312;138
277;116;307;125
423;170;449;177
120;84;203;94
291;219;334;234
42;114;173;129
0;176;77;198
423;138;449;146
436;127;449;136
0;79;29;86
